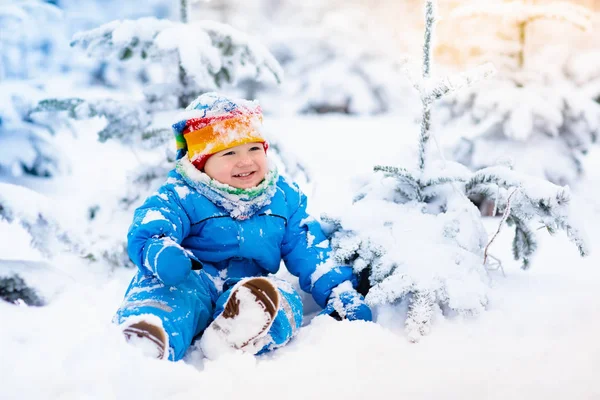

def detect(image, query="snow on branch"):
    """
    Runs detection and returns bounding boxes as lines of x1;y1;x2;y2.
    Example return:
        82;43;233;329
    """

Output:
0;183;81;258
423;63;496;106
466;166;589;264
70;18;174;60
71;18;283;88
30;97;171;147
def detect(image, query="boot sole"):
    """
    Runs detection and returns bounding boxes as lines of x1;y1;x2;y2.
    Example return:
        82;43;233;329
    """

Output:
123;320;168;359
220;277;280;349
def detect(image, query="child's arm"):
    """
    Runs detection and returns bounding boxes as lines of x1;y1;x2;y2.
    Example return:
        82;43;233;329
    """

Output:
281;183;370;321
127;176;193;285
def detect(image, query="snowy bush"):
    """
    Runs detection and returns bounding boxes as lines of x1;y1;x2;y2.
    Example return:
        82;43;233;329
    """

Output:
0;182;83;306
0;182;81;259
0;82;67;178
0;274;44;306
325;0;588;342
438;1;599;187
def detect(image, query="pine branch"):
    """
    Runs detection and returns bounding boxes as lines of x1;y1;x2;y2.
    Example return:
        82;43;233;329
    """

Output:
365;272;413;306
554;218;589;257
466;168;513;193
29;98;85;119
424;63;496;105
406;288;436;342
422;175;468;188
395;186;416;202
374;165;420;187
509;215;537;269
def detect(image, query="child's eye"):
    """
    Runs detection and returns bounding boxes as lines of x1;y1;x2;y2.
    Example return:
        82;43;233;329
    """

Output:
222;151;235;156
249;146;261;151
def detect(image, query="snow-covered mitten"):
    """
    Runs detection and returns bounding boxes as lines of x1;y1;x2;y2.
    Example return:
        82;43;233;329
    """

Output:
200;277;280;360
144;237;191;286
319;282;372;322
123;319;169;360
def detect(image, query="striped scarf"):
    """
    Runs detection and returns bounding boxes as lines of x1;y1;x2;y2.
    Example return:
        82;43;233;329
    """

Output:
176;156;278;220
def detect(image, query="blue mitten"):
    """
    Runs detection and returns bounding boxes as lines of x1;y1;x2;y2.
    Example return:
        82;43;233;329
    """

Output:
319;282;372;322
144;237;191;286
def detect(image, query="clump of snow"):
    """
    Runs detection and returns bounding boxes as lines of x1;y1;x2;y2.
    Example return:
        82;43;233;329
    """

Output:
309;258;336;287
141;209;168;225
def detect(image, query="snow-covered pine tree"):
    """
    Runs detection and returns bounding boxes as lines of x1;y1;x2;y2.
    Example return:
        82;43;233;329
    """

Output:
324;0;588;342
439;1;600;188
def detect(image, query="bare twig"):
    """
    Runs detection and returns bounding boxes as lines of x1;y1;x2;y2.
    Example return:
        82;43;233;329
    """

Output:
484;187;519;266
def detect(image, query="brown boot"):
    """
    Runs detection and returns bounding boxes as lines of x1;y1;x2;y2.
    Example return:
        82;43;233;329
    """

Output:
123;320;168;360
200;277;280;359
222;277;279;321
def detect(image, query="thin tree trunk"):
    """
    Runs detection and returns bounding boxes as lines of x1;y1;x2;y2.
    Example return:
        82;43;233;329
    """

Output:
179;0;189;108
517;21;526;70
418;1;435;173
180;0;188;23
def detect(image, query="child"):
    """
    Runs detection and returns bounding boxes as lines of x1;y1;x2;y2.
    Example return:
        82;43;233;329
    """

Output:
115;92;371;361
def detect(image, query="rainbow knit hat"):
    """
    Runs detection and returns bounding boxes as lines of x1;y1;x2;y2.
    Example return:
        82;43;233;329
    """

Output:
172;92;266;170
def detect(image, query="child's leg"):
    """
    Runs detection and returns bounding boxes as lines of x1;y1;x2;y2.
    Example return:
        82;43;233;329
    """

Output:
259;277;303;353
114;270;214;361
200;276;303;359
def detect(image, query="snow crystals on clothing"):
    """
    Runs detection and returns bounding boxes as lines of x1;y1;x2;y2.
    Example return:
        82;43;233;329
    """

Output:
141;210;168;225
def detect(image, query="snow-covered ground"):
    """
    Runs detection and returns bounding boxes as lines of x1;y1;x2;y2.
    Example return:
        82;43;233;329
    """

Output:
1;116;599;399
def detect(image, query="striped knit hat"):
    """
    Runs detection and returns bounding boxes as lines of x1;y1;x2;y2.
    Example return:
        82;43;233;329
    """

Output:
172;92;267;170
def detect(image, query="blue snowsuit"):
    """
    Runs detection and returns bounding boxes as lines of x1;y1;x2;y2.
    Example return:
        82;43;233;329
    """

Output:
115;169;358;361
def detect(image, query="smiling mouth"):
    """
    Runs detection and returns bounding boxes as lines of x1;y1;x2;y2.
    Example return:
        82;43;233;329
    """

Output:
233;171;256;178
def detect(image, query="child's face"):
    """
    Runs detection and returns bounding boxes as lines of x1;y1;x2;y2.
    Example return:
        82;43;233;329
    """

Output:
203;142;268;189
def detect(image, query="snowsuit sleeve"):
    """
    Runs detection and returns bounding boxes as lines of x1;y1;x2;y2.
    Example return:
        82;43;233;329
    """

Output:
127;177;192;272
281;183;356;308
